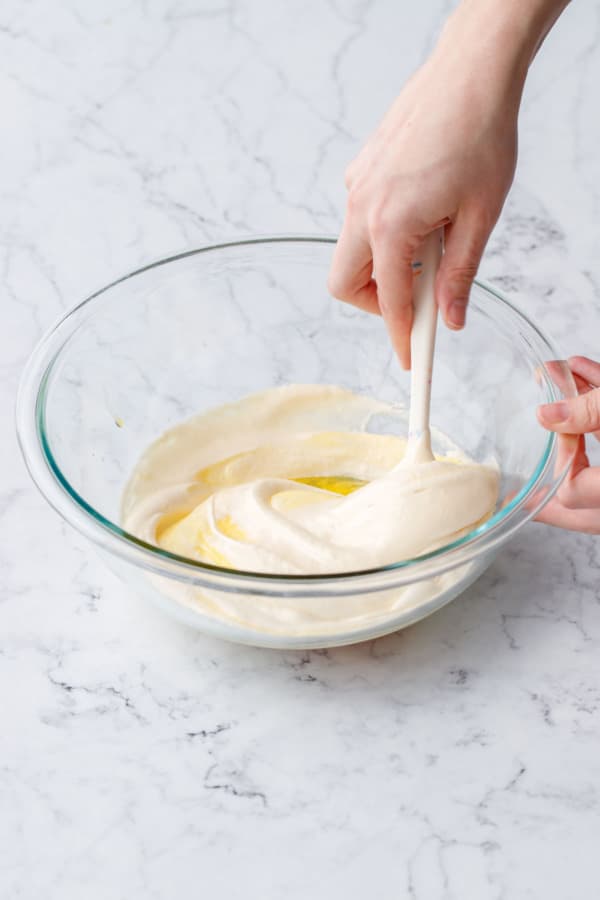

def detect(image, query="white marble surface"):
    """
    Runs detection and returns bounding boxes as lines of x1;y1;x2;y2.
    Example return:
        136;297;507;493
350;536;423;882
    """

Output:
3;1;600;896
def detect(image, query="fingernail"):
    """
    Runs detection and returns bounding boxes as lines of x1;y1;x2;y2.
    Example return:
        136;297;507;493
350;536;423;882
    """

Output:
538;401;569;424
447;300;467;329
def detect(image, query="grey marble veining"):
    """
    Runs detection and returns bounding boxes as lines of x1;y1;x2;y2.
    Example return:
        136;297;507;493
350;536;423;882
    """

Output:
2;1;600;897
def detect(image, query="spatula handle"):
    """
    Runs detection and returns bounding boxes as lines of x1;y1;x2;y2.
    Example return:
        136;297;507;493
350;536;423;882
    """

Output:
406;229;444;462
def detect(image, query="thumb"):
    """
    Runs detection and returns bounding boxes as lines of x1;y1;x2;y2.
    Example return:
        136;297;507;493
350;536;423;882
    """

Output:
436;210;490;330
538;387;600;435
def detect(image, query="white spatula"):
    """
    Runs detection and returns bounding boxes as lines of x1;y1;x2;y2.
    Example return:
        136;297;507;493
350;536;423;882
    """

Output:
403;229;444;465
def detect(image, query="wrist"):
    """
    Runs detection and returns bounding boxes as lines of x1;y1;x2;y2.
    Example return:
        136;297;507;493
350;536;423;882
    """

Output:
435;0;569;98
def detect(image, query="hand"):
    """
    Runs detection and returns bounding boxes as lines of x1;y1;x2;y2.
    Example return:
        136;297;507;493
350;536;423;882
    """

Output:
536;357;600;534
328;0;567;368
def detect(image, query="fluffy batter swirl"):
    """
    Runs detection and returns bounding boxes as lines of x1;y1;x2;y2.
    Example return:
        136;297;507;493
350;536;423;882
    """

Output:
122;385;499;576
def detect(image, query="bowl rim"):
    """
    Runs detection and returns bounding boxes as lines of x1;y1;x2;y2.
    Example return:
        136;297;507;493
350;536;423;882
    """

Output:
16;234;577;596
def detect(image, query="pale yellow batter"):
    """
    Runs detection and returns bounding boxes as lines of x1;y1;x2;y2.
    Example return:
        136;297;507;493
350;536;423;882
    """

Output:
122;384;499;577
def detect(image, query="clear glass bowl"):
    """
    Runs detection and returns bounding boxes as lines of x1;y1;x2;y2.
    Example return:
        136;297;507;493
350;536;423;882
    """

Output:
17;236;576;649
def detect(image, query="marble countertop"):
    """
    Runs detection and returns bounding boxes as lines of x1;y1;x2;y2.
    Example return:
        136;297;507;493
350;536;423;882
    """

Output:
3;1;600;896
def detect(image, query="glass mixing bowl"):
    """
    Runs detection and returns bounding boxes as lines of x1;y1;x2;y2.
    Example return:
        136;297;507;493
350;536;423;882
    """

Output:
17;236;576;649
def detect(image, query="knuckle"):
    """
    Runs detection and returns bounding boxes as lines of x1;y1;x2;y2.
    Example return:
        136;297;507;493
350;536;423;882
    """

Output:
446;263;478;299
582;389;600;430
345;185;365;218
368;203;394;241
448;262;479;281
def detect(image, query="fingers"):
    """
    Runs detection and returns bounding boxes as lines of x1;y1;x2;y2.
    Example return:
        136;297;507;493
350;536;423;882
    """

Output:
435;208;491;330
539;357;600;441
553;431;581;480
540;359;576;395
573;373;593;395
554;434;600;509
558;466;600;509
569;355;600;388
535;497;600;533
328;220;379;316
535;433;600;532
537;386;600;435
329;211;438;370
569;358;600;440
371;238;416;369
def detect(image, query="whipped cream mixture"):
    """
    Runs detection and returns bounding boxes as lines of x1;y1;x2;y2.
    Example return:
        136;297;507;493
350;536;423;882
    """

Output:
122;385;499;577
